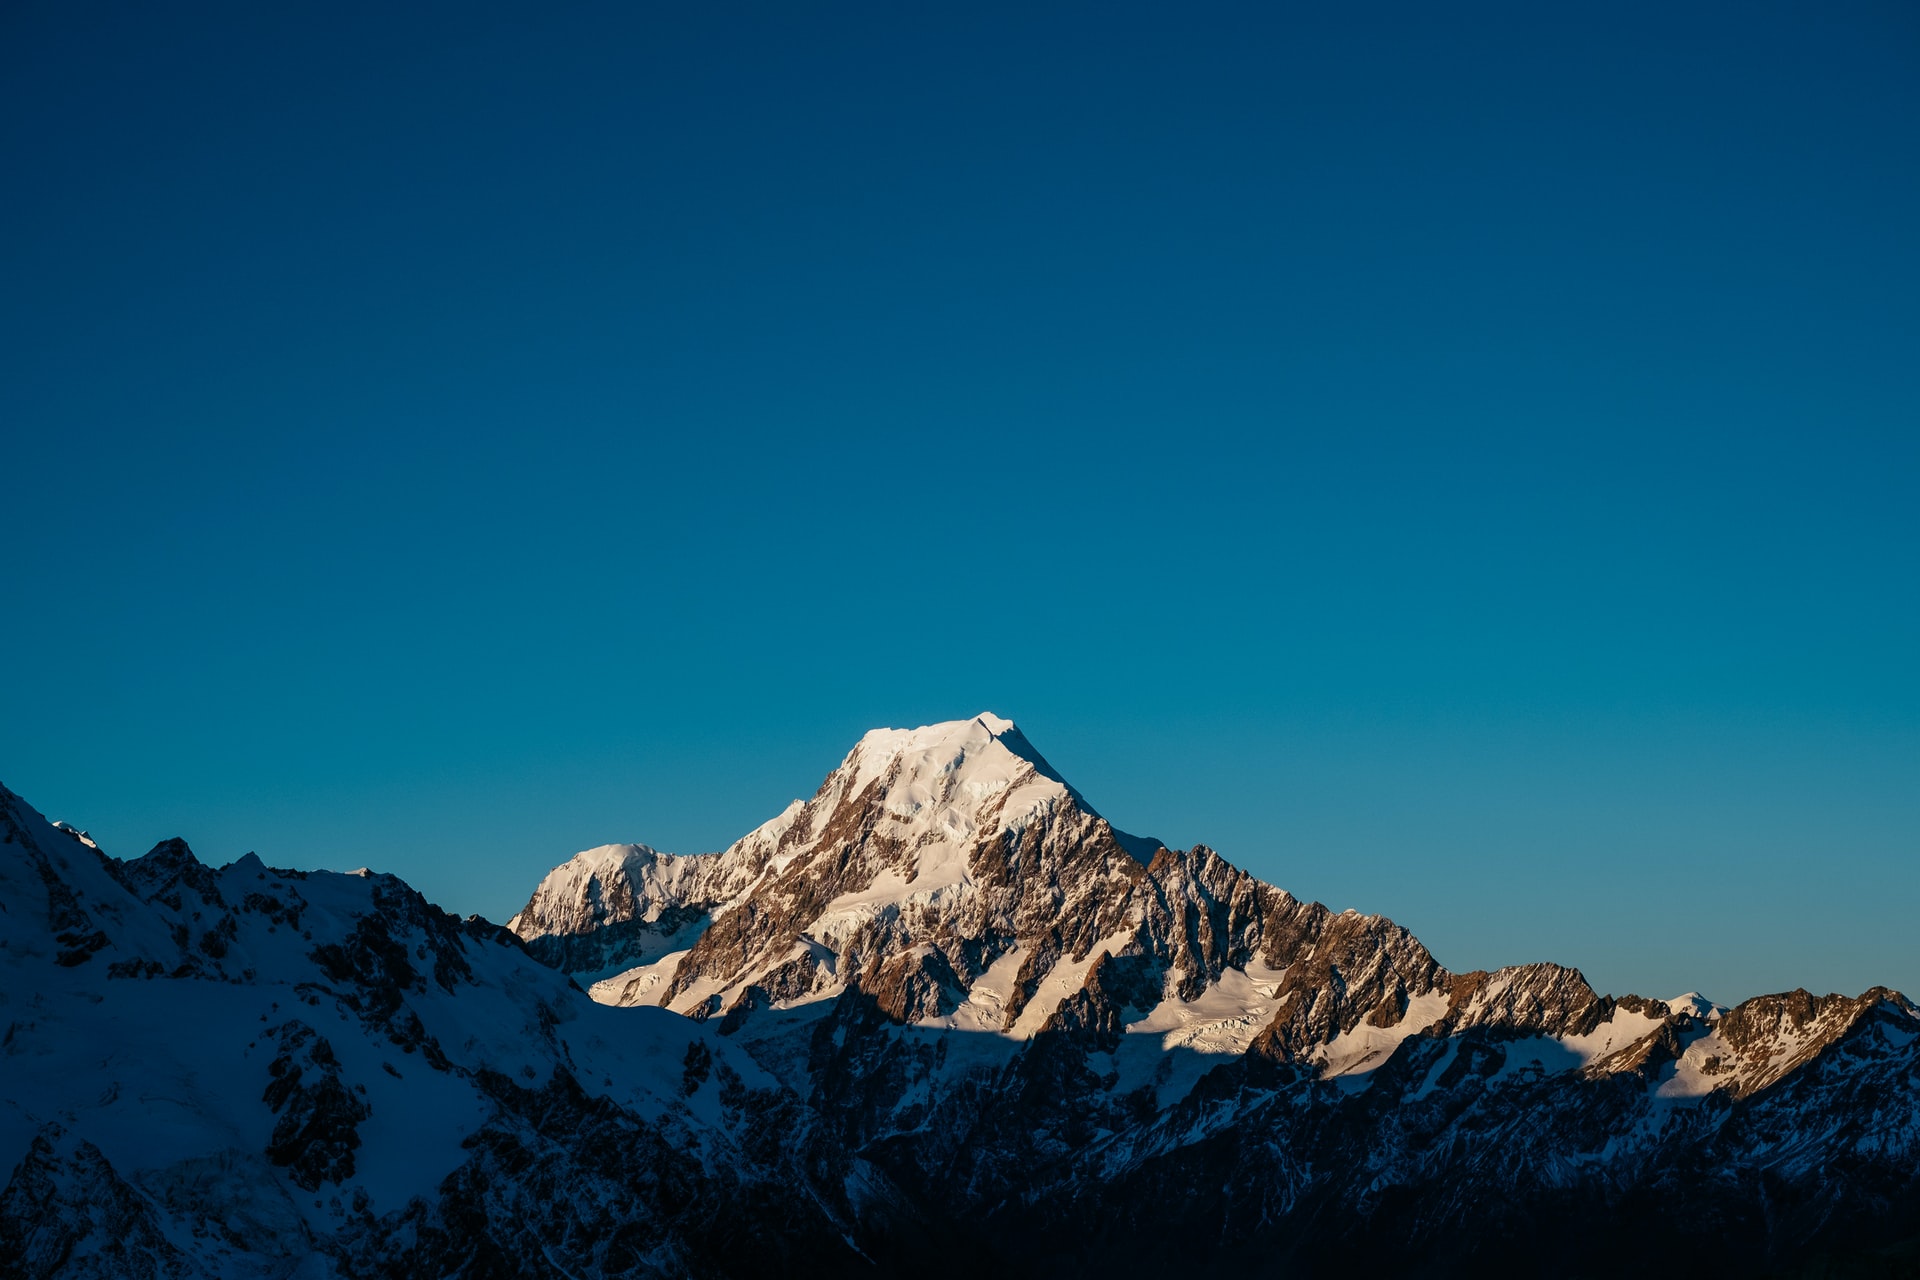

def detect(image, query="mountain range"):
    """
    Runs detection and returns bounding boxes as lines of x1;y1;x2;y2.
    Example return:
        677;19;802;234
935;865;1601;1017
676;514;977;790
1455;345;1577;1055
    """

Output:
4;714;1916;1277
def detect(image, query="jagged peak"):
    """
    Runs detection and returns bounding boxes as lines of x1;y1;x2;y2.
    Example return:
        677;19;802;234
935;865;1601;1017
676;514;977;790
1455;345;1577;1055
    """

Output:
135;836;198;865
117;835;225;903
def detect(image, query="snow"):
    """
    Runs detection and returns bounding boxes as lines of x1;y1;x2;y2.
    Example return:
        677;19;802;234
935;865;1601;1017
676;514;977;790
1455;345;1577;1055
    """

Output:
0;950;492;1220
509;843;683;937
664;968;728;1017
592;947;694;1006
49;821;98;850
832;713;1091;893
0;781;786;1254
1127;960;1288;1053
923;946;1028;1033
1651;999;1862;1101
1558;1004;1673;1063
1658;1026;1733;1099
1104;961;1290;1104
1316;991;1452;1081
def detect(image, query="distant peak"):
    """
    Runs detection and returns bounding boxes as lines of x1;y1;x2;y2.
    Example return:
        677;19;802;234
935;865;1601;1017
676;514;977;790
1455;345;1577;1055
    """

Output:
1665;992;1723;1019
138;837;197;864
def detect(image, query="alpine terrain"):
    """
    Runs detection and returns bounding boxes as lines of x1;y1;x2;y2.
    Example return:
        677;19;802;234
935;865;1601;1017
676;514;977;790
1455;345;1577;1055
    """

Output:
5;715;1917;1277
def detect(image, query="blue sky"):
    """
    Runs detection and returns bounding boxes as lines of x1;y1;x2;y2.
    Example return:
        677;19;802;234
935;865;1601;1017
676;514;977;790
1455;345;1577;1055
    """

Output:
4;3;1916;1004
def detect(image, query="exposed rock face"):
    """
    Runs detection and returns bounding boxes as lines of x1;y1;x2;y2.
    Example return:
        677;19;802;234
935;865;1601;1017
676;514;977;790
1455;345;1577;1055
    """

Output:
863;944;968;1024
260;1020;369;1190
0;1128;192;1280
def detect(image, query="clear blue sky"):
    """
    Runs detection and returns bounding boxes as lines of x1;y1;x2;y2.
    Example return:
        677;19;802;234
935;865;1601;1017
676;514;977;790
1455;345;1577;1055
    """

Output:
4;3;1915;1004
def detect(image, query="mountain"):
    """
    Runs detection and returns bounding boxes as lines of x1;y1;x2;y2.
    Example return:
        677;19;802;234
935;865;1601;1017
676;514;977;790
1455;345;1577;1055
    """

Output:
0;782;910;1279
510;714;1920;1274
6;714;1916;1278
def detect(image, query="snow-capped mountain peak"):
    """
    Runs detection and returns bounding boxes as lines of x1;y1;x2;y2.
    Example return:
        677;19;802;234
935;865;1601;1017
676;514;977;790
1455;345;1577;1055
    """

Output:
820;712;1105;876
511;714;1165;1023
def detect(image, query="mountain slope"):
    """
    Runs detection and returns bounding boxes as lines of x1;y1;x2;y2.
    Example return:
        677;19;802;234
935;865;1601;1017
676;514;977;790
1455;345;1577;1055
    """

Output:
0;782;897;1279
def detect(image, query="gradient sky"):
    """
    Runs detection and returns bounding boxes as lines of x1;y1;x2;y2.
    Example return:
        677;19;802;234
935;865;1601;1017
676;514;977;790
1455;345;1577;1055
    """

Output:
4;3;1916;1005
